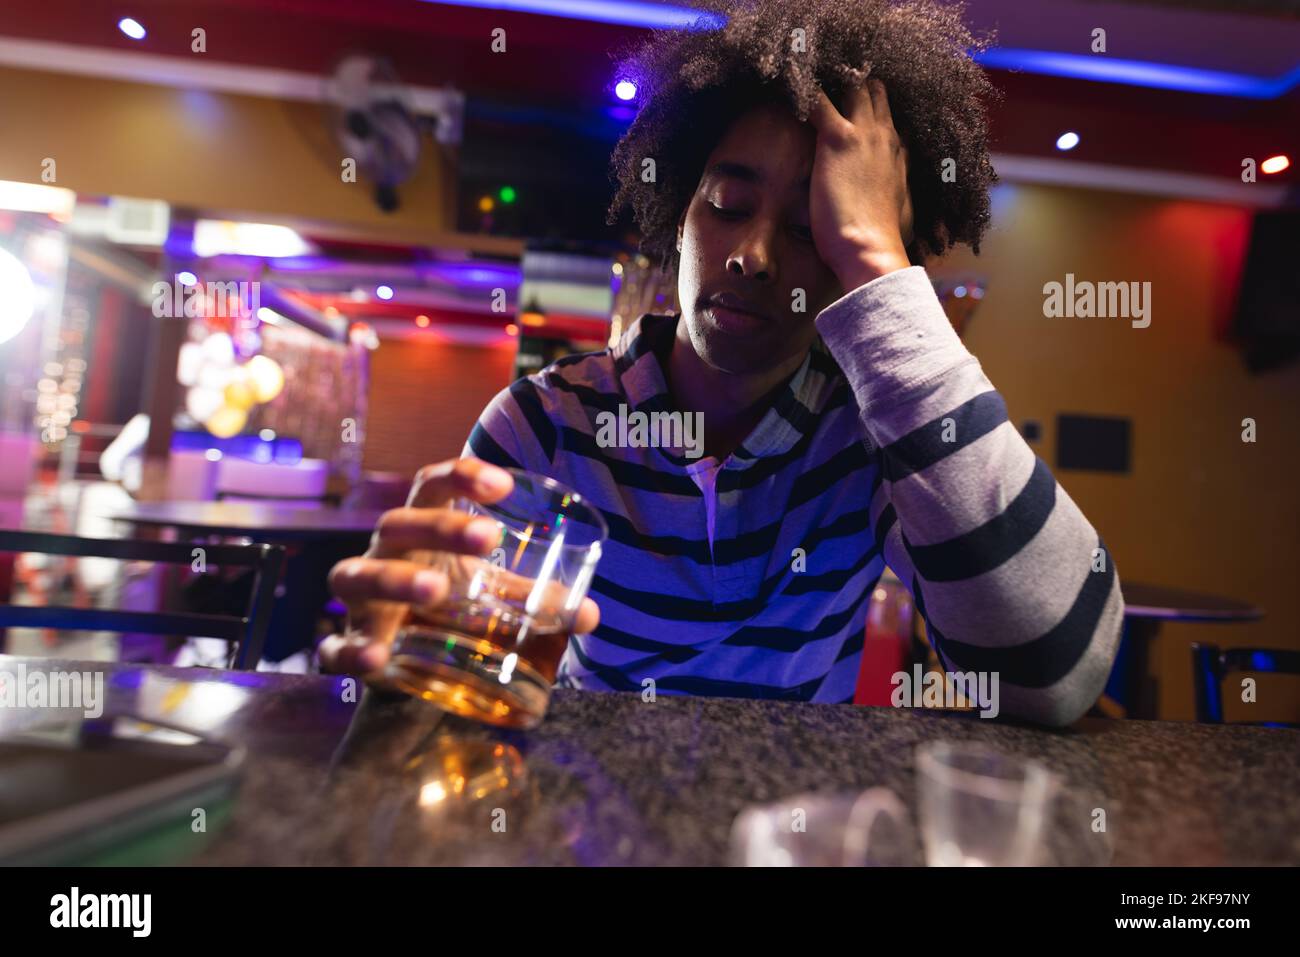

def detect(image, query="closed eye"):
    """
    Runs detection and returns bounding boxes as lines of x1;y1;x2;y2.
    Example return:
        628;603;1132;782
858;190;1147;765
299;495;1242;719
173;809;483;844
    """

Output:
708;202;813;243
708;202;747;220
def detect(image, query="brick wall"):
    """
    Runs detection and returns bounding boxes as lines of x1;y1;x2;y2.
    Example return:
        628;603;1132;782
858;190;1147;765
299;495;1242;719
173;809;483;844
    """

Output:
362;336;516;480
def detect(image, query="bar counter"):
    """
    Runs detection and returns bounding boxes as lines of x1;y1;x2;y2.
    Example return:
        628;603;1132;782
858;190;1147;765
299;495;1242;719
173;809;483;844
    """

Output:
2;656;1296;866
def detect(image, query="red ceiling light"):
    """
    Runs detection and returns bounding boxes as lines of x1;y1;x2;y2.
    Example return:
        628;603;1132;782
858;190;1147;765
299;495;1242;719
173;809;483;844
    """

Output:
1261;155;1290;175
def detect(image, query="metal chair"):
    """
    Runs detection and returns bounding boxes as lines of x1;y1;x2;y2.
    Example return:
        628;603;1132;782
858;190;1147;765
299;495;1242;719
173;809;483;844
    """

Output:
1191;642;1300;727
0;529;284;670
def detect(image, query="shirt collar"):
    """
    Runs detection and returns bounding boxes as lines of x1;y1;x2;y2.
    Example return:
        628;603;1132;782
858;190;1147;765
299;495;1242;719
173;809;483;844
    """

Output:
610;313;846;470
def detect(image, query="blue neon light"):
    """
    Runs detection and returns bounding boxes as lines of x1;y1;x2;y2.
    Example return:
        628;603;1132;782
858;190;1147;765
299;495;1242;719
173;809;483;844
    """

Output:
417;0;724;30
420;4;1296;99
974;47;1300;100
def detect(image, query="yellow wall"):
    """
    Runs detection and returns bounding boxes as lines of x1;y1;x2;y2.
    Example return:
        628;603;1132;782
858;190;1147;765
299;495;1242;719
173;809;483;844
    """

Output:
934;184;1300;721
0;65;454;233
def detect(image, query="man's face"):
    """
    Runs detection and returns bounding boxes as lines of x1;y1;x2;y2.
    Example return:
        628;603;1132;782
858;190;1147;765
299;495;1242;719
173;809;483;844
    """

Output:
675;100;845;376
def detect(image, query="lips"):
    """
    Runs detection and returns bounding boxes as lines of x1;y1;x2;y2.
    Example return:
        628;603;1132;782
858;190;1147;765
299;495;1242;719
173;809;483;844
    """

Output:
704;299;773;337
706;292;772;323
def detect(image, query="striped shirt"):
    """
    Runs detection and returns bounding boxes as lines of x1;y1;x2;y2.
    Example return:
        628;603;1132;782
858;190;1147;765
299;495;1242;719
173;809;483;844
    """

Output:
463;266;1124;725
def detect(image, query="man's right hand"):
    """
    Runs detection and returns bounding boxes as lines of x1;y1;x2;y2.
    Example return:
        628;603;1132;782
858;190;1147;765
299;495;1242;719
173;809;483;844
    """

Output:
318;458;600;679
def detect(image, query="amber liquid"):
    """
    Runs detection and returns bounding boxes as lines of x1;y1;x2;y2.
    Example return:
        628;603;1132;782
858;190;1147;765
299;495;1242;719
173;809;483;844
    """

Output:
386;599;569;730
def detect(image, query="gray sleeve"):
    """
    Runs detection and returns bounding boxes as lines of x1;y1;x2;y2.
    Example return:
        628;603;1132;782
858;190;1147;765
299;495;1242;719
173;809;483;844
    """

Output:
815;266;1124;726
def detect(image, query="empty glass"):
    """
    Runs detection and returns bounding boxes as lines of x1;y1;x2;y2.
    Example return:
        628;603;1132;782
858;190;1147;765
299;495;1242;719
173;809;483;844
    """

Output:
729;789;912;867
915;741;1057;866
729;741;1060;866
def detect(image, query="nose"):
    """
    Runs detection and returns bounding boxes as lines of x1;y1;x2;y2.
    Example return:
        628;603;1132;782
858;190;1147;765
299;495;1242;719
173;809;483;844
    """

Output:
726;222;778;284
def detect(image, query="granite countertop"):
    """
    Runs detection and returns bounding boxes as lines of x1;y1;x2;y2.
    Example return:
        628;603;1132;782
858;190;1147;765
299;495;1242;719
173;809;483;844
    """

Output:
2;656;1297;866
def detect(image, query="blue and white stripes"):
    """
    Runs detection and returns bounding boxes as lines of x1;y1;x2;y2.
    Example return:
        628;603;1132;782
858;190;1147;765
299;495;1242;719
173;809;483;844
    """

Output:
464;266;1125;725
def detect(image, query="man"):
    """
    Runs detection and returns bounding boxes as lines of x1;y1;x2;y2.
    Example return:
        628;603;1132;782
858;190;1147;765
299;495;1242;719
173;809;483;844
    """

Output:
323;0;1124;726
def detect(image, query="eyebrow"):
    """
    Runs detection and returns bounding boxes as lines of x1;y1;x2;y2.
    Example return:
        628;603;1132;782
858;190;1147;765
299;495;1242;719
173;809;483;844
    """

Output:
704;161;812;191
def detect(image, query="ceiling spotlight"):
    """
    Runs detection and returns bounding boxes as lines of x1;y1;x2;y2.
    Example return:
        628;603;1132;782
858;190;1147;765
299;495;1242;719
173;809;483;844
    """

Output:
1055;131;1080;151
118;18;147;40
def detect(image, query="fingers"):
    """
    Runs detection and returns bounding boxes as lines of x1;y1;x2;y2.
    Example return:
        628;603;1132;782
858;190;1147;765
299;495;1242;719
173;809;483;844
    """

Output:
866;77;894;126
833;78;884;128
325;457;603;680
813;80;898;139
808;87;849;137
370;507;502;559
322;554;438;678
841;80;872;127
862;79;911;236
325;555;450;677
318;631;391;675
406;458;514;509
328;555;450;607
575;596;600;635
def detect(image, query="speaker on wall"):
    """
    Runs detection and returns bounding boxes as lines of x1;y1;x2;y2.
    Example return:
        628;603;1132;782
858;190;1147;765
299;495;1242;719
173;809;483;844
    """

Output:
1233;209;1300;374
1056;414;1131;474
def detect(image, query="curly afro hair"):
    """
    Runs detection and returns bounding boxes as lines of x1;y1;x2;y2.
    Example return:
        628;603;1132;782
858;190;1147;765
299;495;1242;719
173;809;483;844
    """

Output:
605;0;1000;274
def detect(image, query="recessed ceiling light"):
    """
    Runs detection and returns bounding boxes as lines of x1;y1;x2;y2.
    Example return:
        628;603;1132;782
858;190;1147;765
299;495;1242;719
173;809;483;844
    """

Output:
1056;131;1080;151
118;18;147;40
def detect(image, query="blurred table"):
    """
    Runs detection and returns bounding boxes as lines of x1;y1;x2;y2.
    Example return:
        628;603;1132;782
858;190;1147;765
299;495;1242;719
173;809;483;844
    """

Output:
103;502;383;541
4;655;1296;866
1113;582;1264;721
1122;583;1265;623
103;502;383;662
